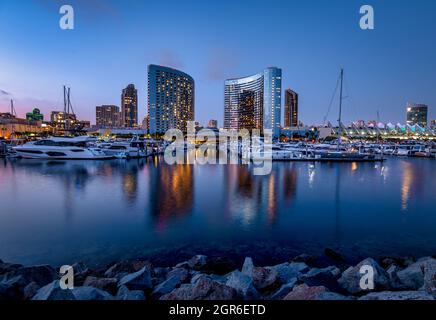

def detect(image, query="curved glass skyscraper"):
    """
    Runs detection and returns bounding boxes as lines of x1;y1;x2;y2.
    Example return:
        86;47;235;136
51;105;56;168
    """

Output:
224;67;282;137
148;65;195;135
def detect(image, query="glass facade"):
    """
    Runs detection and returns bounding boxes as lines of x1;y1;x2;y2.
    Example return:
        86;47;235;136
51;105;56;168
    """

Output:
148;65;195;135
224;67;282;137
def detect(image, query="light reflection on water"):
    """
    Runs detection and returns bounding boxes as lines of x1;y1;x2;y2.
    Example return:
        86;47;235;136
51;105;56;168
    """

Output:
0;157;434;267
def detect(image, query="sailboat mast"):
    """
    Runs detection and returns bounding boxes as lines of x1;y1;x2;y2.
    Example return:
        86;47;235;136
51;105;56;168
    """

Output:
338;68;344;135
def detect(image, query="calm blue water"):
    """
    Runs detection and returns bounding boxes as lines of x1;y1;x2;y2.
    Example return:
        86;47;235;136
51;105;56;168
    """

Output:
0;157;435;267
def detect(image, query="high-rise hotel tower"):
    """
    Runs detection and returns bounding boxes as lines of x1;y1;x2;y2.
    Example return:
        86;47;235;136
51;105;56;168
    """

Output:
224;67;282;138
121;84;138;127
148;65;195;135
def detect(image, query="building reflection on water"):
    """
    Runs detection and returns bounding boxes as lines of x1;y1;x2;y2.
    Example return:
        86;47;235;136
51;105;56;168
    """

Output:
223;163;299;226
148;159;194;230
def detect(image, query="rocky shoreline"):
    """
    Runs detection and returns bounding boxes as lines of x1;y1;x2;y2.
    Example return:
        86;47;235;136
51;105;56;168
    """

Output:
1;249;435;300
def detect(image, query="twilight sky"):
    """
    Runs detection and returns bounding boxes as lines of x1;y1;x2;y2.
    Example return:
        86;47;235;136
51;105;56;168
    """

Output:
0;0;435;126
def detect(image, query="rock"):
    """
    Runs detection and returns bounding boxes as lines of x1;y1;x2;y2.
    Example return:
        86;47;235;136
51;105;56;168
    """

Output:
105;260;150;279
152;268;189;299
119;266;153;291
164;276;237;300
386;265;405;290
0;282;21;300
1;265;56;287
83;276;118;295
23;282;40;300
251;266;279;290
314;292;350;300
292;254;317;266
225;271;259;300
324;248;344;263
241;257;254;277
167;268;190;282
283;284;329;300
269;262;309;284
174;261;191;269
359;291;435;300
422;259;436;294
116;285;146;300
0;262;23;275
338;258;390;294
300;266;341;292
32;281;76;300
240;257;278;291
72;287;113;300
269;278;298;300
397;261;425;290
188;255;208;269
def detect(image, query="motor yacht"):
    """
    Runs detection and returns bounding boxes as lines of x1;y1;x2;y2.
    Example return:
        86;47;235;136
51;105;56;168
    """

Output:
14;136;112;160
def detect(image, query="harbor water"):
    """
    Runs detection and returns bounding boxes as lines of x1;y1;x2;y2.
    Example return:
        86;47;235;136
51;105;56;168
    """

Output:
0;156;435;267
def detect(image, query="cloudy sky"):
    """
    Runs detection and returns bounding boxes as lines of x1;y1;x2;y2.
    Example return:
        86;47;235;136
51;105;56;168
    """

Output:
0;0;435;126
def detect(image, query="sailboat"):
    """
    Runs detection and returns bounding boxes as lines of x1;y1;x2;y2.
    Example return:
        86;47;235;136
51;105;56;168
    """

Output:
314;69;380;161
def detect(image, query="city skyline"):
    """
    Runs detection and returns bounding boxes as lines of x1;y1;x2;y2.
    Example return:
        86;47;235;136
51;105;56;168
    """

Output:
1;0;436;126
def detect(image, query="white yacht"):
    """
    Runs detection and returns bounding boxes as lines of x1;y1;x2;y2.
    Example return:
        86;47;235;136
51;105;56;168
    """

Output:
98;139;148;158
14;136;112;160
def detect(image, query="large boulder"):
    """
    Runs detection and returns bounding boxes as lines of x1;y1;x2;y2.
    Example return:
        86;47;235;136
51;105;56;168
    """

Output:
338;258;390;294
188;255;208;269
241;257;279;291
386;265;406;290
160;276;237;300
72;286;113;300
32;281;76;300
269;262;309;284
118;266;153;291
83;276;118;295
116;285;146;300
269;278;298;300
300;266;341;292
23;282;40;300
283;284;329;300
422;259;436;294
0;262;23;275
105;260;150;279
396;261;425;290
1;265;56;287
225;271;259;300
359;291;435;300
152;268;190;299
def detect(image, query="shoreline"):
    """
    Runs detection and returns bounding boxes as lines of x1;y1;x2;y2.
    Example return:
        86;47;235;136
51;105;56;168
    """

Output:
1;249;435;301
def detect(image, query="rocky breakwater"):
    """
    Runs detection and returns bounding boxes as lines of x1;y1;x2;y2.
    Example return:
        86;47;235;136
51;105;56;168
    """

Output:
0;251;435;300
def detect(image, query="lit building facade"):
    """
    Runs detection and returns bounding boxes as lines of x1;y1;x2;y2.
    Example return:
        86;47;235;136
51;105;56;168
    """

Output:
148;65;195;135
406;103;428;127
284;89;298;127
96;105;120;128
224;67;282;137
121;84;138;128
